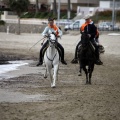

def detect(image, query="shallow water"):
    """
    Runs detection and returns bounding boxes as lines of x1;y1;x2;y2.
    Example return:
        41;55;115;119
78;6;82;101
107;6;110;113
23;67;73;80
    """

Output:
0;61;28;80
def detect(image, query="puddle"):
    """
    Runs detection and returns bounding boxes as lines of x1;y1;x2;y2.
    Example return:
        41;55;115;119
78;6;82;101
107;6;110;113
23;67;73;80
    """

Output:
0;89;56;103
0;60;28;74
0;60;28;80
0;60;45;80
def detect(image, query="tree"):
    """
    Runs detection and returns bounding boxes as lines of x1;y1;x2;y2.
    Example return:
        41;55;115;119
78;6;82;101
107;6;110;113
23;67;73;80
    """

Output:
36;0;38;14
2;0;9;4
9;0;30;34
0;20;5;26
68;0;71;19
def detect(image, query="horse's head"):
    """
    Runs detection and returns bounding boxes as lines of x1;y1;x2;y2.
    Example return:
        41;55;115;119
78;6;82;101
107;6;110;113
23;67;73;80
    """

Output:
48;33;57;47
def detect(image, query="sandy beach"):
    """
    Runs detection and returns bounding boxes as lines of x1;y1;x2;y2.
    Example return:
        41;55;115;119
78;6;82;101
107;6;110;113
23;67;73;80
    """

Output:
0;32;120;120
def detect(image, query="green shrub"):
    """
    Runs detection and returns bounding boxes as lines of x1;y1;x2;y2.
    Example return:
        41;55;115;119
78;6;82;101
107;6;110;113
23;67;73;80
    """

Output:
71;12;76;19
93;10;120;23
21;12;35;18
0;20;5;25
39;12;49;18
98;10;111;16
20;10;120;23
21;11;76;19
34;12;41;18
47;12;54;18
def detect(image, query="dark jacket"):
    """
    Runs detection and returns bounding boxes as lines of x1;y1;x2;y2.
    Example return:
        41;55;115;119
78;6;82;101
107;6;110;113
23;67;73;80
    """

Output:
80;21;97;40
84;23;96;40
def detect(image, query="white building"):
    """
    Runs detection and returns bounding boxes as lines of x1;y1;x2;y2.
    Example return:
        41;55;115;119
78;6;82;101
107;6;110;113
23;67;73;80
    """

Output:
99;0;120;10
77;6;98;16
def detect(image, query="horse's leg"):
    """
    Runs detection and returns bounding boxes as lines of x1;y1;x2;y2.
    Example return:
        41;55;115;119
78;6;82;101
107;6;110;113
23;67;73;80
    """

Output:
88;68;92;84
52;64;59;88
44;67;47;78
46;65;53;87
83;66;88;84
78;64;82;76
88;64;94;84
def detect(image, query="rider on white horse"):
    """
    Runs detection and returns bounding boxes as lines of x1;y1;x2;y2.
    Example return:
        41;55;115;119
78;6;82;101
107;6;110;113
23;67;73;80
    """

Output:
36;18;67;66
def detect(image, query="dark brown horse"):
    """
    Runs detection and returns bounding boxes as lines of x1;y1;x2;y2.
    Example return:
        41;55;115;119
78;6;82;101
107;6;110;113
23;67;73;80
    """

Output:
78;33;96;84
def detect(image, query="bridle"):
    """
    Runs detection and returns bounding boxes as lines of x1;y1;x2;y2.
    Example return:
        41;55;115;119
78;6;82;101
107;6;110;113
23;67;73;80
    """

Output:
46;33;58;62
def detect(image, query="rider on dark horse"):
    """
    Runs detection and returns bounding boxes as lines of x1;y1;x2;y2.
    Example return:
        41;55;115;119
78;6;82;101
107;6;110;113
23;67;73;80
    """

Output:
71;15;103;65
36;18;67;66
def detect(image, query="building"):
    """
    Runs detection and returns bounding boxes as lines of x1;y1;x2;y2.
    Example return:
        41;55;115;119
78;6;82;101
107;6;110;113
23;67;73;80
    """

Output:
0;0;100;20
99;0;120;10
3;0;120;20
28;0;99;12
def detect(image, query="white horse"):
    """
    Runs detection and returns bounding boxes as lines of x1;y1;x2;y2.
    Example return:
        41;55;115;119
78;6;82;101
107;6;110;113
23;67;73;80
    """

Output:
43;33;60;88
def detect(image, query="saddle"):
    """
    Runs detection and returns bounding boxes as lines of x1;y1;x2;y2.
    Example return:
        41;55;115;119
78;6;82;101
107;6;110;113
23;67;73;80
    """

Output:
42;44;62;60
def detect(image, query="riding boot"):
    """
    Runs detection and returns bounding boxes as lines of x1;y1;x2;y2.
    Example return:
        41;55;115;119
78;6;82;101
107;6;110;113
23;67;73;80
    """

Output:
71;41;81;64
71;47;78;64
36;49;43;66
61;52;67;65
95;47;103;65
36;41;48;66
57;43;67;65
36;51;43;66
56;47;67;65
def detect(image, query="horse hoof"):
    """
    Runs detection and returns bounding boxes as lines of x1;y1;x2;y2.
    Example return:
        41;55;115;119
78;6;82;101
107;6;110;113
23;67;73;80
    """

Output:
51;83;56;88
44;76;47;79
85;81;89;85
85;82;91;85
51;85;56;88
78;73;82;76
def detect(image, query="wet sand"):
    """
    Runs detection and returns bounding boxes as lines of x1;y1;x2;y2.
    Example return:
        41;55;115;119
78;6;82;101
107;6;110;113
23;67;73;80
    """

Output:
0;32;120;120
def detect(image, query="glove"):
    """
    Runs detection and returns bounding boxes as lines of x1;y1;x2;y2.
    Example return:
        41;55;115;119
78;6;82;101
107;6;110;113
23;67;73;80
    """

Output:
57;35;61;39
41;43;43;46
87;34;91;38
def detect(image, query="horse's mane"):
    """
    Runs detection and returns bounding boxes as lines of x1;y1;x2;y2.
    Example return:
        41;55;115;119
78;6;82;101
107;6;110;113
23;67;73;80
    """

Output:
79;43;96;61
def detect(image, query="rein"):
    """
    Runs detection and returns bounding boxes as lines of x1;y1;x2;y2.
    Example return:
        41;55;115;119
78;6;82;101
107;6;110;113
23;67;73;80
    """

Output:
46;34;58;62
46;49;57;61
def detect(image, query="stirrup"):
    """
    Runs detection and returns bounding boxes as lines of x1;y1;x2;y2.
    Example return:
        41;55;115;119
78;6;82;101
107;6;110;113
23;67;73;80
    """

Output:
71;59;78;64
61;60;67;65
95;60;103;65
36;62;43;66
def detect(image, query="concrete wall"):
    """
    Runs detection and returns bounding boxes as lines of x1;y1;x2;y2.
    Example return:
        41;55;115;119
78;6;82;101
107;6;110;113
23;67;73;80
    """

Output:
0;23;66;34
0;23;46;34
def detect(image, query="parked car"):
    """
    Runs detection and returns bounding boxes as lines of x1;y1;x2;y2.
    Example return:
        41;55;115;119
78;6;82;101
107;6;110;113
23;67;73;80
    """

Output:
64;19;85;31
98;22;119;31
56;19;73;26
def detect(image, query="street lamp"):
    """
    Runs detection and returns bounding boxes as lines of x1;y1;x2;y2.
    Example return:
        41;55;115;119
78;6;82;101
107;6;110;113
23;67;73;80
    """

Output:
57;0;60;26
67;0;71;20
112;0;115;30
